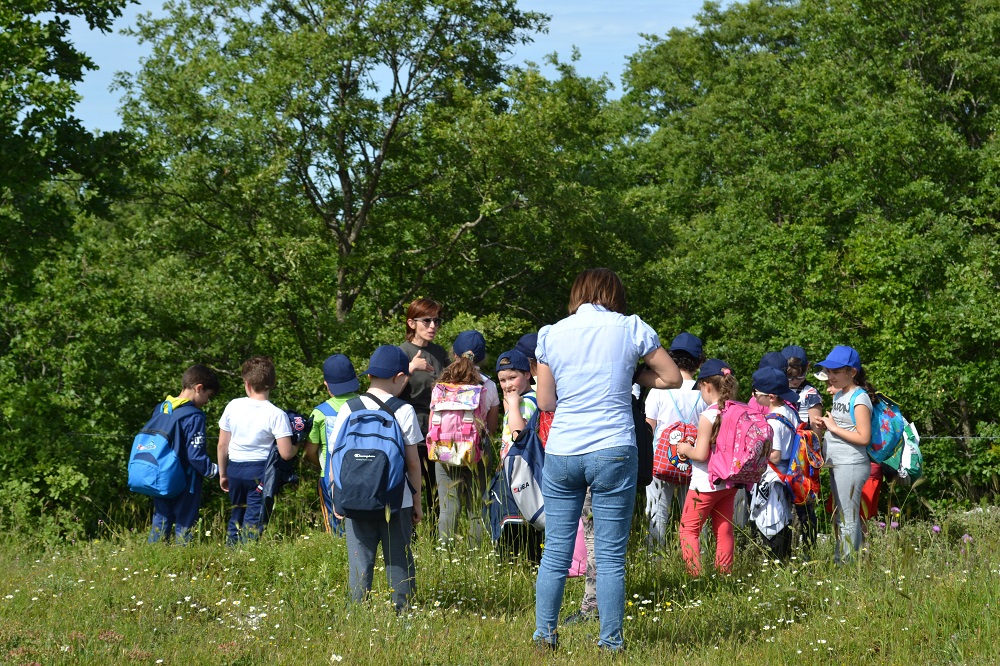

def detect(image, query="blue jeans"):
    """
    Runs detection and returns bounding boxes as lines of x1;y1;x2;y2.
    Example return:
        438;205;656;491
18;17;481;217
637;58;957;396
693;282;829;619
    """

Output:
533;445;637;651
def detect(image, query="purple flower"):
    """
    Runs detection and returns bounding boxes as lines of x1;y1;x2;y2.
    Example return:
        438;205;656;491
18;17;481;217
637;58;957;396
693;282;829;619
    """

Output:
932;525;941;533
890;521;899;529
963;534;973;543
877;521;887;529
890;506;901;515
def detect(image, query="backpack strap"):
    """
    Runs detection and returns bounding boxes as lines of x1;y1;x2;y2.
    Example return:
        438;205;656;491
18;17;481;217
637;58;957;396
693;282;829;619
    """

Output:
847;386;866;426
765;412;798;431
361;392;404;416
315;401;338;418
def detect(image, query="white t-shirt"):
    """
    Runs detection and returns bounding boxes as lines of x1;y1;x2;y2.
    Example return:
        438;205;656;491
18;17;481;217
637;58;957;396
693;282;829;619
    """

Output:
219;397;291;462
645;379;707;445
330;390;423;510
689;404;721;493
762;403;800;483
479;373;500;413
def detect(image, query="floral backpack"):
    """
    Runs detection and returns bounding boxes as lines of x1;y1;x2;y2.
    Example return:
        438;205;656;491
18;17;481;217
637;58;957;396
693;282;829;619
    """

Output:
426;383;486;466
706;401;773;489
765;412;824;505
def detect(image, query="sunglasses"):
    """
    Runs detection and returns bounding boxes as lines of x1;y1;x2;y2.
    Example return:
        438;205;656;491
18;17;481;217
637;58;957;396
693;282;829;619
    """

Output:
413;317;443;326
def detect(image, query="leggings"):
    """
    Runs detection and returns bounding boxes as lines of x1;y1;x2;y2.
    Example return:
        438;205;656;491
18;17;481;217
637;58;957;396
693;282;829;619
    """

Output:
679;487;738;576
826;439;871;563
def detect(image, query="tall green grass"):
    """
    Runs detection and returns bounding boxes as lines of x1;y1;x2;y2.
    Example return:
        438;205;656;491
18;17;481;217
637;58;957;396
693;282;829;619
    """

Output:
2;504;999;665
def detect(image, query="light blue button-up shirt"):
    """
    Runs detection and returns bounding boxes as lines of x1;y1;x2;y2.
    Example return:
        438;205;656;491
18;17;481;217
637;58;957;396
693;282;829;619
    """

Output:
536;303;661;456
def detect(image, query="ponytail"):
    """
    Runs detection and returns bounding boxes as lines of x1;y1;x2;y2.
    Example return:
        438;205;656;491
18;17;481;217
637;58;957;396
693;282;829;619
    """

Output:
704;374;740;448
854;367;880;406
439;356;482;385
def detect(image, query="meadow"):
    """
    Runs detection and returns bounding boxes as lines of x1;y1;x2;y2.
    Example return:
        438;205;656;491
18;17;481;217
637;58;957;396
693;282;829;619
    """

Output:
2;495;999;666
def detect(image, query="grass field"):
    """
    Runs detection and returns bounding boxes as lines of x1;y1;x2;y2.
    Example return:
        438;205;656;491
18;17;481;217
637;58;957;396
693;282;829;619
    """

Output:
2;501;999;665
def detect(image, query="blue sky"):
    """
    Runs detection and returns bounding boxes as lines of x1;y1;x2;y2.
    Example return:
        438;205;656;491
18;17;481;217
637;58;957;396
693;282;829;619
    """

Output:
68;0;711;132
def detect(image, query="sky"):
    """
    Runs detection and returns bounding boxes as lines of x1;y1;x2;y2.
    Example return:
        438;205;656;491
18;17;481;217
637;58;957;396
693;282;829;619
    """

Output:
67;0;711;132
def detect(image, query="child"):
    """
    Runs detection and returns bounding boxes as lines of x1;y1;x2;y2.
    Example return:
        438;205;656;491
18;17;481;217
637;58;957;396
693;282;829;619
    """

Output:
147;364;221;543
781;345;824;549
218;356;296;545
815;345;873;563
675;359;740;576
496;349;537;459
433;330;499;542
644;332;707;549
330;345;423;611
749;367;800;560
305;353;360;535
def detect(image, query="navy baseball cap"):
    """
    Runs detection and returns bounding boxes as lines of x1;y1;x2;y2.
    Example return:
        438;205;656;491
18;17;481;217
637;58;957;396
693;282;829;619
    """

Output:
781;345;808;365
514;332;538;361
758;351;788;372
817;345;862;370
670;332;703;358
496;349;530;374
695;358;732;386
453;330;487;363
322;353;360;395
363;345;411;378
752;367;799;405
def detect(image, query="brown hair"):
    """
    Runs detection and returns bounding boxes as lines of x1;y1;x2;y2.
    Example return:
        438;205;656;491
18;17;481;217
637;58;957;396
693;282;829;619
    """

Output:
438;356;482;385
405;298;443;342
703;374;740;448
182;364;220;395
241;356;276;393
567;268;626;315
668;350;704;374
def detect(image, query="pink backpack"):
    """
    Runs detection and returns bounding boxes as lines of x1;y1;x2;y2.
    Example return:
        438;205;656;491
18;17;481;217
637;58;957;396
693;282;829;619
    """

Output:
426;383;485;467
707;400;773;488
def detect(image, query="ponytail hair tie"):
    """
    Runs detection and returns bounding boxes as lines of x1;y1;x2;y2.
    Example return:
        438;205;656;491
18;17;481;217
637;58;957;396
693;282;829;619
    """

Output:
722;367;732;376
461;350;475;360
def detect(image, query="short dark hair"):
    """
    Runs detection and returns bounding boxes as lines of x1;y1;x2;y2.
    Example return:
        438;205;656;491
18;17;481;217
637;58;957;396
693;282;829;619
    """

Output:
668;350;703;374
182;364;220;395
242;356;276;393
405;298;443;342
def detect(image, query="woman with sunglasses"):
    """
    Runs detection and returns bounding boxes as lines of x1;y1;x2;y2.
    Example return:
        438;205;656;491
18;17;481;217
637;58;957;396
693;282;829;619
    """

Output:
399;298;450;511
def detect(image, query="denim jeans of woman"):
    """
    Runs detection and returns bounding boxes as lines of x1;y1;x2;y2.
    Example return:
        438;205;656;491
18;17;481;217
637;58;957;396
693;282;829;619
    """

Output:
533;445;637;651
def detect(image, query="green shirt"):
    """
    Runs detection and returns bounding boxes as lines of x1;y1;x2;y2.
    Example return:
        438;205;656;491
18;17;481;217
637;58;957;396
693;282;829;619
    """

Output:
309;393;359;472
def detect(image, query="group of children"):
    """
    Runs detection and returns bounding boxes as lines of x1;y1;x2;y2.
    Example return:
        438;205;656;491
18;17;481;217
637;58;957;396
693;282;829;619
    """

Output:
141;319;884;611
143;320;538;611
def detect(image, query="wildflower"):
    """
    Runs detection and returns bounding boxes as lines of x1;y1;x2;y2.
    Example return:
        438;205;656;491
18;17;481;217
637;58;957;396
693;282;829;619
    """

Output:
890;522;899;529
963;534;973;543
889;506;901;515
877;521;886;529
932;525;941;533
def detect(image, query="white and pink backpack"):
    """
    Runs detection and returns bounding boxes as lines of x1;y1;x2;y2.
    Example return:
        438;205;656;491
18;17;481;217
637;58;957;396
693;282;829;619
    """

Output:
426;383;486;467
707;400;773;488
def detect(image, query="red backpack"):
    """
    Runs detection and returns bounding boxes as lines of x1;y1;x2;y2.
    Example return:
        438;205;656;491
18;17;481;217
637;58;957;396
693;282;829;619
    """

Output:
706;400;773;489
652;391;702;485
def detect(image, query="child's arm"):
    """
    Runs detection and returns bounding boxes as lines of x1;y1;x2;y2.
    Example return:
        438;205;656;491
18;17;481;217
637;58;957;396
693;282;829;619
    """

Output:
184;415;218;479
503;393;527;437
821;402;872;446
405;443;422;525
686;411;715;462
808;404;825;435
276;436;297;461
217;430;231;492
304;442;321;469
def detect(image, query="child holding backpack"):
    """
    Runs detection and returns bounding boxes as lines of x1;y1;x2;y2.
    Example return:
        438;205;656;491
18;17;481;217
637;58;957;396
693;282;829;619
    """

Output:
781;345;824;549
675;359;740;576
644;332;706;548
815;345;873;563
496;349;537;459
431;331;498;542
329;345;423;611
749;367;801;560
217;357;296;545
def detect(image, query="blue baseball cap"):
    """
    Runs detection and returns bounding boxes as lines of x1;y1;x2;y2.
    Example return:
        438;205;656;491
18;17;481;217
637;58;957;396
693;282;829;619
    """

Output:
695;358;732;386
322;353;360;395
752;367;799;406
758;351;788;372
453;330;487;363
817;345;862;371
670;332;703;358
781;345;808;365
363;345;412;378
514;332;538;361
495;349;530;374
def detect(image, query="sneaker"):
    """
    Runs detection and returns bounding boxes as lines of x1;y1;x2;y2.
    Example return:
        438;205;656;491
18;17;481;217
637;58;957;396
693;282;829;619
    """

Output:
562;609;598;625
533;637;558;652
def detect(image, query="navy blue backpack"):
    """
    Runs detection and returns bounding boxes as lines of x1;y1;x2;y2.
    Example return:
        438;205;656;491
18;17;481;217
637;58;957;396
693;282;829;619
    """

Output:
504;409;546;531
128;402;199;498
327;393;409;520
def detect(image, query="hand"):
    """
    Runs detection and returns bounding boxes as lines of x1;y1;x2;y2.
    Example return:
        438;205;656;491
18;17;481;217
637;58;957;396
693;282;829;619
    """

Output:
409;350;432;373
219;475;229;492
412;500;422;525
819;411;836;431
334;511;345;520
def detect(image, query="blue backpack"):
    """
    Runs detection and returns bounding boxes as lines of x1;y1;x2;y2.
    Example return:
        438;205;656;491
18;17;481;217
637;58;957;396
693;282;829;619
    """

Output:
326;393;409;520
848;390;907;463
504;408;546;531
128;402;199;498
